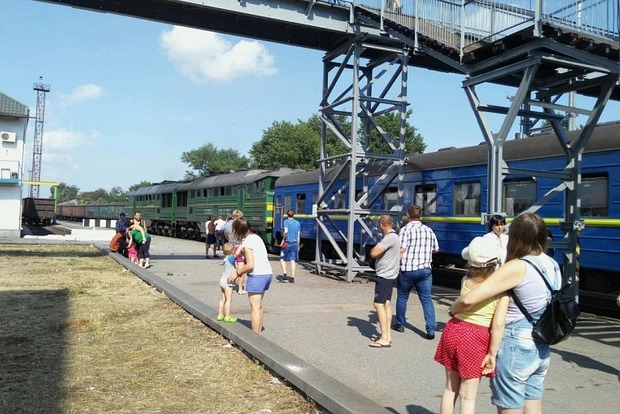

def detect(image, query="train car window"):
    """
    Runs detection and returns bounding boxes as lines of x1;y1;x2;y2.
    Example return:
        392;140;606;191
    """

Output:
454;182;480;216
581;175;608;216
257;180;265;193
504;180;536;216
225;186;232;196
207;188;214;197
285;195;292;213
313;192;318;204
415;185;437;215
296;193;307;213
232;186;239;195
177;192;188;207
383;188;399;211
162;193;172;208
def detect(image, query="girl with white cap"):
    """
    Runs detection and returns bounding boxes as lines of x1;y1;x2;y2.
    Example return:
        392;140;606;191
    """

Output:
434;236;510;414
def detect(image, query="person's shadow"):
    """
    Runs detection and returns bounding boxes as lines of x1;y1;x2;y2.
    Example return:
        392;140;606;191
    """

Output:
347;312;378;340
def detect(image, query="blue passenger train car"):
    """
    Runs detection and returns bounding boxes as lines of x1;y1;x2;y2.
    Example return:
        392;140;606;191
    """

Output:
273;121;620;310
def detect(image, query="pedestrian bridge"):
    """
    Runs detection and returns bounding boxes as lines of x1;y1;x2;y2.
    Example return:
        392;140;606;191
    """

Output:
37;0;619;98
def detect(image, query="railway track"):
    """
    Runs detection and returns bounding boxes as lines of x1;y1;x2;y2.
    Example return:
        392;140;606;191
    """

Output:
22;224;72;237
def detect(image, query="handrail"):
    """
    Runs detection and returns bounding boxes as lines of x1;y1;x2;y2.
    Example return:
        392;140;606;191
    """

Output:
327;0;619;57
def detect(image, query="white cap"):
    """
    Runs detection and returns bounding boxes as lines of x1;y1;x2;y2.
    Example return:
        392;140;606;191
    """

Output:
461;236;502;268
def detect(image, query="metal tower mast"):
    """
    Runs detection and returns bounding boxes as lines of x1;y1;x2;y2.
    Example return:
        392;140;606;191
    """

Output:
30;78;51;198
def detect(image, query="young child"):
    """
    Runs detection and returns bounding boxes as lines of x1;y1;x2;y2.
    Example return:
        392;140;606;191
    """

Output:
217;243;238;323
434;236;510;414
128;221;147;244
127;240;139;264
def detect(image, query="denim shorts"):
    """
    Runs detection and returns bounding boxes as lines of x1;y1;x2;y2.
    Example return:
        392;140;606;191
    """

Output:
491;320;551;409
245;274;272;294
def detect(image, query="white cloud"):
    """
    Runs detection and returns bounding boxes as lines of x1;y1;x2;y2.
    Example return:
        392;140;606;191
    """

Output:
59;84;104;109
44;128;100;151
160;26;277;83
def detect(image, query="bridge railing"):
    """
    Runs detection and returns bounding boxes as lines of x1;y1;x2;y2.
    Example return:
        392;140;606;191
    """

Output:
337;0;619;57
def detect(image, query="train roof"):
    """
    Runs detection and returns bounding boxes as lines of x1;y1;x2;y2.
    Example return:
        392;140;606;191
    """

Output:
129;181;184;196
174;168;307;192
274;121;620;187
407;120;620;171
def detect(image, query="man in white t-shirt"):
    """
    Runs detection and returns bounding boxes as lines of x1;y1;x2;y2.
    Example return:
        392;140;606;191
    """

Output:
214;216;226;250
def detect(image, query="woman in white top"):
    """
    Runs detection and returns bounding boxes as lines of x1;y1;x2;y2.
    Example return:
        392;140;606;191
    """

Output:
483;214;509;265
227;217;273;334
451;213;562;413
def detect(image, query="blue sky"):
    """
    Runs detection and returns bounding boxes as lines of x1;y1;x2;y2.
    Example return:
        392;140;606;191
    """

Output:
2;1;618;197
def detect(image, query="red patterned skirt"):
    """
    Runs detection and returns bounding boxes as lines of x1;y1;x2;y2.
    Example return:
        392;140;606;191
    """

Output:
434;317;495;379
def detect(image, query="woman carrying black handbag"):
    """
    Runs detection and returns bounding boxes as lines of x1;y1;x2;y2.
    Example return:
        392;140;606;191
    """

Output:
451;213;562;413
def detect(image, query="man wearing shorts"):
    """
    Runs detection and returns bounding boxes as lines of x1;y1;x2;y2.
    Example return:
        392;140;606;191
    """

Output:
368;215;400;348
278;210;301;283
205;216;217;259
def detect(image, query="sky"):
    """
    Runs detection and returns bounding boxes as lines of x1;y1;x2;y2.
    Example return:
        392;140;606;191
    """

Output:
1;1;618;198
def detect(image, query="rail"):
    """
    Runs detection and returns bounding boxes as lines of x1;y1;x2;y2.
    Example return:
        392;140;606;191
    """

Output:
323;0;619;58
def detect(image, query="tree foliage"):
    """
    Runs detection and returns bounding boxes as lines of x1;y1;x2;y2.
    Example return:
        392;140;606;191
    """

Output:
364;110;426;154
250;112;426;170
249;120;321;170
181;143;249;179
54;183;80;204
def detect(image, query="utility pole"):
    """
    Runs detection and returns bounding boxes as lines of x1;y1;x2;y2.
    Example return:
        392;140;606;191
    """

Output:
30;77;51;198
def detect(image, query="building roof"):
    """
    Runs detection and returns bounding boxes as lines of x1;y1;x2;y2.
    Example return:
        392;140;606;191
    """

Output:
0;92;29;118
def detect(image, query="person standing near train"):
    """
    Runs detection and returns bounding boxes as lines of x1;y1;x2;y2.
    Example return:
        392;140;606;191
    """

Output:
393;205;439;340
451;213;562;413
129;211;152;268
226;210;246;294
227;217;273;334
278;210;301;284
205;216;217;259
115;212;128;257
483;214;508;265
368;215;400;348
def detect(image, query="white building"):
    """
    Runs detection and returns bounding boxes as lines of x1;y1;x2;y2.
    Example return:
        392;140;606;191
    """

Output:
0;92;29;238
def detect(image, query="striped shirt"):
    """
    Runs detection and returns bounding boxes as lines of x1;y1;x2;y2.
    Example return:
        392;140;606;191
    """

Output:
399;220;439;271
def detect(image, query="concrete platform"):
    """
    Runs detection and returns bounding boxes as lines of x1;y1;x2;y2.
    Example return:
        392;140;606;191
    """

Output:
106;235;620;414
5;230;619;413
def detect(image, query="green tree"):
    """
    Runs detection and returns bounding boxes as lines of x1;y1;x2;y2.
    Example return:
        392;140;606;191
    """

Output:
249;120;320;170
79;188;109;204
181;143;249;178
305;114;350;157
54;183;79;203
363;110;426;154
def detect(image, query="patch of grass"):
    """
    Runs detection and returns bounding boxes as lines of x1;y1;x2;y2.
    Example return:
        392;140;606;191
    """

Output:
0;244;322;413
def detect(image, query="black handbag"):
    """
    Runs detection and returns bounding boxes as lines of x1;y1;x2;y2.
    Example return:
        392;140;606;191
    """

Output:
510;258;580;346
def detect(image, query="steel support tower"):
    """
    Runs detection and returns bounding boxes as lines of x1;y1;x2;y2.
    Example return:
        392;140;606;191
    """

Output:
464;46;618;298
314;36;408;282
30;80;51;198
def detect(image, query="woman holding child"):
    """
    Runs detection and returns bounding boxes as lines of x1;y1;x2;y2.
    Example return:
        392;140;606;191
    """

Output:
128;211;152;268
227;217;273;334
451;213;562;413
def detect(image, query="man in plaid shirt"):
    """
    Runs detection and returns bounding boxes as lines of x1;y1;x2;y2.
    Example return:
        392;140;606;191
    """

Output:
392;205;439;339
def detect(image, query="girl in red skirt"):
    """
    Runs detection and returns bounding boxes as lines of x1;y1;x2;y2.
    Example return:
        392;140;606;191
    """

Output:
434;237;510;414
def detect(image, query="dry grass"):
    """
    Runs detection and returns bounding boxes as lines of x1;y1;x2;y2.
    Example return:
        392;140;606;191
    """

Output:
0;244;322;414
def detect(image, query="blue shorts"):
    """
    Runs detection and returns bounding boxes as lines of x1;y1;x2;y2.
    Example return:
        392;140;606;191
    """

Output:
245;274;272;294
281;243;299;261
491;322;551;409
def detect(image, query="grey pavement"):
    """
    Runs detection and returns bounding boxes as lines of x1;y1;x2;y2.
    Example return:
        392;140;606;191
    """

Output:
13;230;620;413
126;235;620;414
